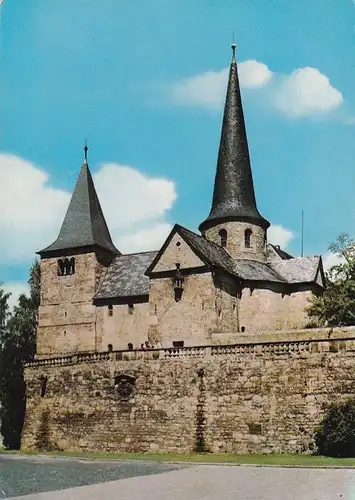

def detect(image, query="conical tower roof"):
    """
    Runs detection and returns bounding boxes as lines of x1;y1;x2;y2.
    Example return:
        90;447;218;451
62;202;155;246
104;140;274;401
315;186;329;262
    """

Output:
39;146;120;257
199;44;269;232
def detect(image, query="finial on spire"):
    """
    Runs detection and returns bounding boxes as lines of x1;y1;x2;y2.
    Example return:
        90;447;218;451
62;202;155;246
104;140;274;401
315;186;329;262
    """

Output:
231;30;236;61
84;139;88;164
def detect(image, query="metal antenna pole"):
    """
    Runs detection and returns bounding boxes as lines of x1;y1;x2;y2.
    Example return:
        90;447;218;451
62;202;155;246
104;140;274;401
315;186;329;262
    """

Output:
301;210;304;257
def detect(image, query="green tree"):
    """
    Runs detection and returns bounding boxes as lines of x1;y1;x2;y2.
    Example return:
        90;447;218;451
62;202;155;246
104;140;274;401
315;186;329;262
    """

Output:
0;261;40;449
307;233;355;327
315;398;355;457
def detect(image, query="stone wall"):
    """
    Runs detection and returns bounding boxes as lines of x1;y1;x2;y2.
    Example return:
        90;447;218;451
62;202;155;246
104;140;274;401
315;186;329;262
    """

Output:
148;271;240;347
95;302;150;351
22;336;355;454
37;252;107;357
239;287;313;333
203;221;267;262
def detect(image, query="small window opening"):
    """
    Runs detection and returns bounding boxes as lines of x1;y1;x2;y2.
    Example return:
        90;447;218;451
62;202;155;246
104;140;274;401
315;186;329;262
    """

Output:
40;376;48;398
176;241;181;247
202;300;205;310
127;343;133;351
173;341;184;348
218;309;222;318
241;326;246;333
128;303;134;315
108;344;113;353
173;263;184;302
219;229;227;248
245;229;252;248
154;304;157;315
108;305;113;317
64;311;67;317
57;257;75;276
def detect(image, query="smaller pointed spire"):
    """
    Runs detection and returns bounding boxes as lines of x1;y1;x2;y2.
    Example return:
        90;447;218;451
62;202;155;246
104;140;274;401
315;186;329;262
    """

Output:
38;144;120;257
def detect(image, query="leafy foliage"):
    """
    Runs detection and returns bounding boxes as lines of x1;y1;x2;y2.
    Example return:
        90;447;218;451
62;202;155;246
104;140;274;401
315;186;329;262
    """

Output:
307;233;355;327
315;398;355;457
0;261;40;449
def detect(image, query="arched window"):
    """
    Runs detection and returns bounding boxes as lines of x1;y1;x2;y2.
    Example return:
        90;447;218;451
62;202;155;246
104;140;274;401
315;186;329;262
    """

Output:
245;229;252;248
57;259;65;276
219;229;227;248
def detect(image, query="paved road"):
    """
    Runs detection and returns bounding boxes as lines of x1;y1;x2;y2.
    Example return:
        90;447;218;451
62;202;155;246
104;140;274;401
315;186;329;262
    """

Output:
1;454;355;499
0;454;185;498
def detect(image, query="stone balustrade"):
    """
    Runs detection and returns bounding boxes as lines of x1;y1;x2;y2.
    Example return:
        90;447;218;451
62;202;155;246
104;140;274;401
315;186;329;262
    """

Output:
24;336;355;368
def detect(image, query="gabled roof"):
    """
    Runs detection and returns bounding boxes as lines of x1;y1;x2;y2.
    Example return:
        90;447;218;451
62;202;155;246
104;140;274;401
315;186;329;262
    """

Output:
95;251;157;300
199;45;269;232
39;162;119;256
233;259;285;282
267;243;294;261
269;256;323;285
144;224;236;277
93;226;324;300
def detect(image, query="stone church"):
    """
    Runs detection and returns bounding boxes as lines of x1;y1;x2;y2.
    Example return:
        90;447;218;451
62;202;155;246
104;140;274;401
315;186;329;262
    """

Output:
35;45;325;359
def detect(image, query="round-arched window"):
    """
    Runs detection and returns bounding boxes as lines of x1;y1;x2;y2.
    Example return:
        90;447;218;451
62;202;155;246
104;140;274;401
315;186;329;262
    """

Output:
245;229;252;248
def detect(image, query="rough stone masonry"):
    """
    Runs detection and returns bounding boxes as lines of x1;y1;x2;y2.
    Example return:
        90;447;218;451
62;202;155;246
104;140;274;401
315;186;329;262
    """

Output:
21;337;355;454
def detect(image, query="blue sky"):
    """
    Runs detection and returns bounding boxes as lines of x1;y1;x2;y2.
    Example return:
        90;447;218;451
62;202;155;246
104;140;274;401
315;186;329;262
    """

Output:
0;0;354;300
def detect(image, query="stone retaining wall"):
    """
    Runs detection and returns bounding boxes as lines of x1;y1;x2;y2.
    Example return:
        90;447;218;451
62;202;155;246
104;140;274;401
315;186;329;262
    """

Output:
21;337;355;454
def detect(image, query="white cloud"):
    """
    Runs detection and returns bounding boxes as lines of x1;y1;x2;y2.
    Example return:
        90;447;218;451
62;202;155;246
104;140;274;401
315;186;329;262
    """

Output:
116;223;172;253
268;224;294;249
274;67;344;117
171;60;272;109
322;252;345;272
2;281;30;313
170;61;344;118
94;164;176;230
0;154;177;263
171;68;229;109
238;60;273;88
0;154;70;262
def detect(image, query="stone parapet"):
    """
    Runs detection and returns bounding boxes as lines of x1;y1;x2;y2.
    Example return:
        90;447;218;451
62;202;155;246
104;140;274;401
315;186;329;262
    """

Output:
25;336;355;368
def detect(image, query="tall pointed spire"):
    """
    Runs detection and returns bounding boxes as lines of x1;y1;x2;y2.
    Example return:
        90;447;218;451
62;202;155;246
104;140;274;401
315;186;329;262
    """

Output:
199;44;269;233
39;145;120;257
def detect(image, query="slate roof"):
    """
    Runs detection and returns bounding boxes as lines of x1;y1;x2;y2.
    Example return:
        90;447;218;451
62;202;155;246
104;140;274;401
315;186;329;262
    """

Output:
233;259;285;282
177;226;236;275
39;162;119;256
199;46;269;232
267;244;294;261
94;251;157;299
93;226;323;300
270;256;321;284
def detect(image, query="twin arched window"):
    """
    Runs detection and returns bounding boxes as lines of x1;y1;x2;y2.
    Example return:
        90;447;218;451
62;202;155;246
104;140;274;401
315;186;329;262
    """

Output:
219;229;227;247
218;228;253;248
57;257;75;276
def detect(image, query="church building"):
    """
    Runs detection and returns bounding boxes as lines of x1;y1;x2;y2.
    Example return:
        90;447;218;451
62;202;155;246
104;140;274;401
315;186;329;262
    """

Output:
35;45;325;358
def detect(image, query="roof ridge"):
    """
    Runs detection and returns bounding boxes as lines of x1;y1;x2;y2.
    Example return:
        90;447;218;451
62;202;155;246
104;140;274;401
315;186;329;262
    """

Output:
121;250;158;256
178;225;232;257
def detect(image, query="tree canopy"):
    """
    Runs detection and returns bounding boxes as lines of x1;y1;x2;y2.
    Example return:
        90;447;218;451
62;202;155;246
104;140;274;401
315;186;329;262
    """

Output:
307;233;355;327
0;261;40;449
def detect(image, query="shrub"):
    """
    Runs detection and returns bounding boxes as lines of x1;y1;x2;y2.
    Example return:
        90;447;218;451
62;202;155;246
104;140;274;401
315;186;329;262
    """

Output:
315;398;355;457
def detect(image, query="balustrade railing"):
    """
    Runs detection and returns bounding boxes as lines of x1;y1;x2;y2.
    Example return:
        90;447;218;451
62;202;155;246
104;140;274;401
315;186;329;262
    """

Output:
24;336;355;368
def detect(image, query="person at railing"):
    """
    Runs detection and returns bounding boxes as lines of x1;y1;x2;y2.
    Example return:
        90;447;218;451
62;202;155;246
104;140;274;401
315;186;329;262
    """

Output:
140;343;145;350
